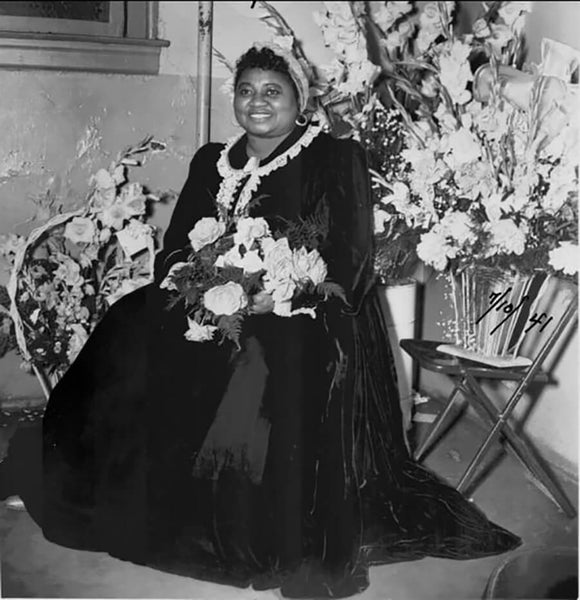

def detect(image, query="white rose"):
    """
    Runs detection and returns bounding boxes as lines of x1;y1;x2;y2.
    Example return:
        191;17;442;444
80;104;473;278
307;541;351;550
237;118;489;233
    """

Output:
184;317;218;342
240;249;265;274
233;217;271;249
215;245;244;270
548;242;579;275
203;282;248;316
188;217;226;252
263;237;295;282
292;247;328;285
64;217;96;245
273;300;293;317
264;278;296;304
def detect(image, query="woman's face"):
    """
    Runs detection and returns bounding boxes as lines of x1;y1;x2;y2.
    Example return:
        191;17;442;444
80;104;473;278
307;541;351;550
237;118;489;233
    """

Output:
233;68;299;140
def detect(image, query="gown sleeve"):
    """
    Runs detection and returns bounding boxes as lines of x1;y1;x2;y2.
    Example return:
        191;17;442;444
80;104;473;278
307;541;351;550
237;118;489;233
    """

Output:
323;138;376;315
153;143;223;284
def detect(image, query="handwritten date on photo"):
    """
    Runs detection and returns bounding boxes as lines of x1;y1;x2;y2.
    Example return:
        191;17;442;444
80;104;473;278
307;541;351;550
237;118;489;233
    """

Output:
476;288;553;336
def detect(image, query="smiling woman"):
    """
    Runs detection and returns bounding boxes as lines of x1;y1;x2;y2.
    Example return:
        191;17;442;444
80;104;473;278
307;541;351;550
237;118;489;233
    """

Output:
233;46;303;156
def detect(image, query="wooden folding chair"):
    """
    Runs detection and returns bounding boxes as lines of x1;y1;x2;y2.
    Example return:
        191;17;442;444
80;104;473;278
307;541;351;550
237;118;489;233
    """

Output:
400;288;578;518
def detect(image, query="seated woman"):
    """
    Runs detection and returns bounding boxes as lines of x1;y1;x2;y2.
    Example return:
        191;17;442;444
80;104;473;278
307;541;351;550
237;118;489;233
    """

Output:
11;43;520;598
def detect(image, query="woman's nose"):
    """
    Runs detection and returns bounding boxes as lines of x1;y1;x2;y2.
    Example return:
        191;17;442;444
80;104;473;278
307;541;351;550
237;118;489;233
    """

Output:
249;93;268;106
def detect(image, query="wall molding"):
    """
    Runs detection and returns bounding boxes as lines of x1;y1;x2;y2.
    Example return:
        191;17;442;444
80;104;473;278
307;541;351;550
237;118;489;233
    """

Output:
0;32;169;75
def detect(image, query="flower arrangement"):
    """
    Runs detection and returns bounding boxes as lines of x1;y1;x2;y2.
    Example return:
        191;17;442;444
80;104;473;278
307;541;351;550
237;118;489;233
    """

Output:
159;205;345;349
251;2;578;285
0;137;168;392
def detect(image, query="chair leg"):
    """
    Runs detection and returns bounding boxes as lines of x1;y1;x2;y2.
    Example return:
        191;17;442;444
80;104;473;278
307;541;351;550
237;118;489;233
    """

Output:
414;380;464;462
458;375;576;518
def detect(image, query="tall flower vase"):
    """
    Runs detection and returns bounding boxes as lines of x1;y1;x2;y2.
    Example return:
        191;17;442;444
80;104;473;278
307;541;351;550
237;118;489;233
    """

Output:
377;281;418;441
438;266;551;367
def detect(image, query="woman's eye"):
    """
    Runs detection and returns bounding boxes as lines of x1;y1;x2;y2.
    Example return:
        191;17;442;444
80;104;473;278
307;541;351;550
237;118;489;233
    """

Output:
266;89;280;97
237;88;251;97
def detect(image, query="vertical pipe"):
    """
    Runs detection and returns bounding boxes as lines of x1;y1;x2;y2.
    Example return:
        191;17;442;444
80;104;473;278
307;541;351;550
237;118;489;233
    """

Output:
196;1;213;148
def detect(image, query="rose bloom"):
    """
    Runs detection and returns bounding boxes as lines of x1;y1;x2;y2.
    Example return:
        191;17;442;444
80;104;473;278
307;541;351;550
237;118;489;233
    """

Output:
262;237;295;282
266;278;297;304
184;317;218;342
188;217;226;252
240;250;265;274
203;282;248;316
233;217;270;249
64;217;96;245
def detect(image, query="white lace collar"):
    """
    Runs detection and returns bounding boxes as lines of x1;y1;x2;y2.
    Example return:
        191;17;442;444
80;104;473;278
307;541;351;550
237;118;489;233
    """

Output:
215;122;322;221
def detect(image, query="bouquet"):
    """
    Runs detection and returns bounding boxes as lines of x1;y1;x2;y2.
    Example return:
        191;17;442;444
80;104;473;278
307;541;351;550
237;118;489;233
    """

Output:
0;137;169;390
159;205;345;348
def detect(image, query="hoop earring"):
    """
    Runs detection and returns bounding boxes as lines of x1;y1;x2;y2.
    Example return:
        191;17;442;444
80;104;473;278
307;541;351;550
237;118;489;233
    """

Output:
295;114;308;127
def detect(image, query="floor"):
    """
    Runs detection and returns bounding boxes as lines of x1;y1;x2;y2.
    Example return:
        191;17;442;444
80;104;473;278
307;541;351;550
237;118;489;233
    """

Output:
0;396;577;600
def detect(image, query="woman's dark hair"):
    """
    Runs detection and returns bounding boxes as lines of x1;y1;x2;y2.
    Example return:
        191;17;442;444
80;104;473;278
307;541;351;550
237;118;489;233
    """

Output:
234;46;299;101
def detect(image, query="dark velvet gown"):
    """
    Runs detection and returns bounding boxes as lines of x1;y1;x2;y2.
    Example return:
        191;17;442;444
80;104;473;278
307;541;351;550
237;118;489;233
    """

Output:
19;124;520;598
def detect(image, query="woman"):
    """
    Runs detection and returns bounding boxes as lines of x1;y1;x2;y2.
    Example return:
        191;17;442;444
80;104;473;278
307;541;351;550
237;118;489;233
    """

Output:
19;44;520;598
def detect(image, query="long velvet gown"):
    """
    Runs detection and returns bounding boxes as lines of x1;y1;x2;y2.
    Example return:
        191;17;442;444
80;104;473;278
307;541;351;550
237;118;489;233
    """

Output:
20;124;520;598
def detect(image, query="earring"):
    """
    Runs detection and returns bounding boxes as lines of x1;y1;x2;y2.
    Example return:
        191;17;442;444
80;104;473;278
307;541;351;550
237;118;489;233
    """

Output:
295;114;308;127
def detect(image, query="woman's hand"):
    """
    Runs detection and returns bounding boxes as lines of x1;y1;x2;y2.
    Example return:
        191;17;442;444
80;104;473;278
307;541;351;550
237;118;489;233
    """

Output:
249;291;275;315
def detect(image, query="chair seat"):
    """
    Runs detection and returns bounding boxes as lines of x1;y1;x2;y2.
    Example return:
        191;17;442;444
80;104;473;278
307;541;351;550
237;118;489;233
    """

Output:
400;339;550;382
